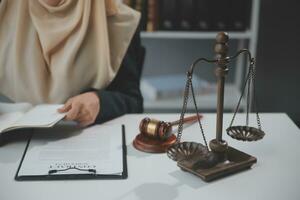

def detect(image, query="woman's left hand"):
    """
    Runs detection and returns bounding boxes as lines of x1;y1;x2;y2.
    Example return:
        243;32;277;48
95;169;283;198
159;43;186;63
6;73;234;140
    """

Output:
58;92;100;127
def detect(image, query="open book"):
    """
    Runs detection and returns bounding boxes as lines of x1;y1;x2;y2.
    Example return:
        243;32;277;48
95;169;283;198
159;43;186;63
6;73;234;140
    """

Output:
0;102;66;134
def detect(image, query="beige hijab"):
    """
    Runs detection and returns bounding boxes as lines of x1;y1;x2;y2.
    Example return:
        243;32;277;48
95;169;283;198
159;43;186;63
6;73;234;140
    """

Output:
0;0;140;104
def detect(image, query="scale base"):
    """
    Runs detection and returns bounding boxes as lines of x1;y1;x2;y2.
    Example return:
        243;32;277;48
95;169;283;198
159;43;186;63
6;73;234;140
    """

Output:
133;133;176;153
177;146;257;182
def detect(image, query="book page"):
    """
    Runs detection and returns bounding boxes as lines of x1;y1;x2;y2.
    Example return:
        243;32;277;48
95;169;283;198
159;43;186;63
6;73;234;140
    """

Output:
17;124;123;176
11;104;65;129
0;102;32;114
0;102;33;133
0;112;24;133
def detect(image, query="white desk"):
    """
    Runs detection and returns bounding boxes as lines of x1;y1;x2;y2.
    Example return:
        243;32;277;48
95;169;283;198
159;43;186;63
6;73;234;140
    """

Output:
0;113;299;200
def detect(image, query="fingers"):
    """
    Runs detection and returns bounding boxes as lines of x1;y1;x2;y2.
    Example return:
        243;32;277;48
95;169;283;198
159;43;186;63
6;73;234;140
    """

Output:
77;111;95;127
58;99;72;113
59;92;100;127
65;102;82;121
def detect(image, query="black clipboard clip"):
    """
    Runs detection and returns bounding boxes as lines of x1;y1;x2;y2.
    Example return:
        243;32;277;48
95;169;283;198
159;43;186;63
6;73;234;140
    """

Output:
48;166;97;175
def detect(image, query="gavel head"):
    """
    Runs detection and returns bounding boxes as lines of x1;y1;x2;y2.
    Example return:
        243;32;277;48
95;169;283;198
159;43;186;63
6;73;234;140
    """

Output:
139;117;173;140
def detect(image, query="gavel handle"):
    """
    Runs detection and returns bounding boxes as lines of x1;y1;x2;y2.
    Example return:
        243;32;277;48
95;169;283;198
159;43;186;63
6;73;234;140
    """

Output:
170;114;202;126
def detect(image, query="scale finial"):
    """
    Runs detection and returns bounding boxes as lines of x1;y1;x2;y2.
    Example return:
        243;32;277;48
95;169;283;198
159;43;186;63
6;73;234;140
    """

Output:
214;32;229;59
216;32;229;43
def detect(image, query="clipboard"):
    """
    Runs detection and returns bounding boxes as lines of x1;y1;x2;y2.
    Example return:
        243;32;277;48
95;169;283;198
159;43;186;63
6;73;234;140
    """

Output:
15;125;128;181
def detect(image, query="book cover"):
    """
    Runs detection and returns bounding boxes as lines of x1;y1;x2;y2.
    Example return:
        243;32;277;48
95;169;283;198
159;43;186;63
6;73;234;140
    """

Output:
194;0;211;31
210;0;229;30
178;0;194;30
135;0;148;30
159;0;178;31
228;0;252;31
146;0;159;31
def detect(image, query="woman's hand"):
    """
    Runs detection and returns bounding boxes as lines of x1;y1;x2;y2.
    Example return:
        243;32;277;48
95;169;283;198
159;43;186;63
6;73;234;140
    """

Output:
58;92;100;127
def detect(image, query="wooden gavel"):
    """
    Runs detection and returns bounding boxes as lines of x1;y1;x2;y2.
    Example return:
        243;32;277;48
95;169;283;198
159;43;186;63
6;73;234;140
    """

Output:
139;115;201;140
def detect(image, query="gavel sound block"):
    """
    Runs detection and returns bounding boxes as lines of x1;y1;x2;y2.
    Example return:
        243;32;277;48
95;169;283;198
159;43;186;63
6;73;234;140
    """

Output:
133;115;200;153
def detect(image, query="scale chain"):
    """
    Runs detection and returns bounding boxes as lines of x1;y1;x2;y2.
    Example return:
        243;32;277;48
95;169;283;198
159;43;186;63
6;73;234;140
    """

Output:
176;74;191;143
250;61;262;130
246;63;252;126
229;66;252;128
176;73;209;150
190;78;209;150
229;58;262;130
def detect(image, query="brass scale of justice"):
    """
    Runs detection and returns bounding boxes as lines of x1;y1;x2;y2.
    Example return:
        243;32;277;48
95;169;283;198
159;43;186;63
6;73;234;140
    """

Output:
133;32;265;182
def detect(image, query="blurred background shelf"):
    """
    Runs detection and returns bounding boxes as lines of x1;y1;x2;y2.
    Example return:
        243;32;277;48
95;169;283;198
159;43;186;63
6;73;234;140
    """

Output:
143;84;245;113
124;0;260;113
141;31;253;39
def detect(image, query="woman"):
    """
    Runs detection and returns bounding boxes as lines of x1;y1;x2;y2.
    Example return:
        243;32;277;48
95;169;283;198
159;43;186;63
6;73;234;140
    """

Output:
0;0;144;126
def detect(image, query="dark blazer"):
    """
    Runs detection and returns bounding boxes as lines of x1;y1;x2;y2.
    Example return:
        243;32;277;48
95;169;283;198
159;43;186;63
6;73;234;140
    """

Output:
92;29;144;123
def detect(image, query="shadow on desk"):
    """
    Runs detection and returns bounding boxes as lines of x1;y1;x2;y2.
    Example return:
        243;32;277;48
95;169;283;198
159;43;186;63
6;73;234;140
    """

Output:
169;170;209;189
114;170;209;200
114;182;180;200
0;129;31;146
127;144;152;158
0;123;81;163
0;130;31;163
